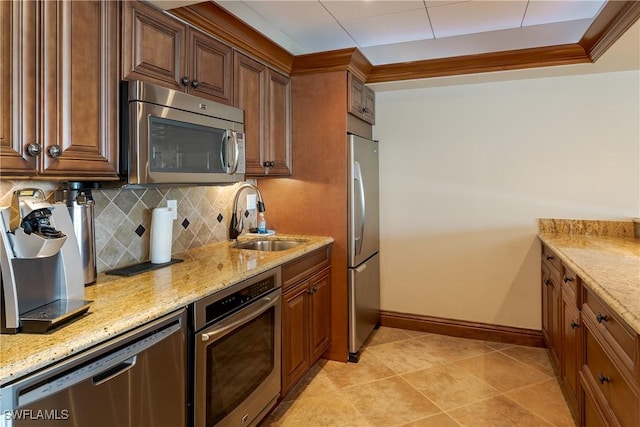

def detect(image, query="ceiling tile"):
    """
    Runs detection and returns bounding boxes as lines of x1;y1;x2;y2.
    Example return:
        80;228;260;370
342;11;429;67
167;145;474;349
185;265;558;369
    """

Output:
243;1;335;33
523;0;606;27
428;0;528;38
321;0;425;20
342;9;434;47
361;18;592;64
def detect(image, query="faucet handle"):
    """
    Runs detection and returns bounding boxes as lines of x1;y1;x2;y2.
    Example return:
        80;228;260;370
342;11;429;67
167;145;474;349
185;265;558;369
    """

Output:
235;209;244;233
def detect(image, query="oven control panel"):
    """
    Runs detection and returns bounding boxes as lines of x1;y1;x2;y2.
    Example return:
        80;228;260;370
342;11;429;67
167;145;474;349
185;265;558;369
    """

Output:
204;275;276;324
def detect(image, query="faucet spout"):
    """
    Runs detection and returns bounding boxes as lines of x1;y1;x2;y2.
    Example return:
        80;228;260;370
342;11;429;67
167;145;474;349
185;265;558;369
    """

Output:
229;183;265;240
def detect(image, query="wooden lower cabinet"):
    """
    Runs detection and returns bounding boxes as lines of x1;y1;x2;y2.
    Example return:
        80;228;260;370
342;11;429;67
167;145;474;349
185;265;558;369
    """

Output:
281;265;331;396
542;257;562;371
562;293;581;414
542;242;640;427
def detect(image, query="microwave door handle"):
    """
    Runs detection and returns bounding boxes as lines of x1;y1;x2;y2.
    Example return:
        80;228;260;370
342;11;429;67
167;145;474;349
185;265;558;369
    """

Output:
229;131;240;174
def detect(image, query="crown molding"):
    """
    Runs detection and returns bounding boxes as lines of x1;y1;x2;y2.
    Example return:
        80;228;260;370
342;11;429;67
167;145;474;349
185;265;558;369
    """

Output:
170;1;294;74
366;44;591;83
291;48;372;81
172;0;639;84
579;0;640;62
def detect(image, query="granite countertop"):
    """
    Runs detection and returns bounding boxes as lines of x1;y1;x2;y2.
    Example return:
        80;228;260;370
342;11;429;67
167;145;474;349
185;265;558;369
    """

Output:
538;232;640;335
0;235;333;386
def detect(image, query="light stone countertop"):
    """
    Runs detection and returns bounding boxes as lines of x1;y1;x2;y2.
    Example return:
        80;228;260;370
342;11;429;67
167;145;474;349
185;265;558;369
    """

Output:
0;235;333;386
538;233;640;335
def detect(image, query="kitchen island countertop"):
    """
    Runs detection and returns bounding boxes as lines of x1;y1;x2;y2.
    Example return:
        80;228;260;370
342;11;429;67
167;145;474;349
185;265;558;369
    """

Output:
538;232;640;335
0;235;333;386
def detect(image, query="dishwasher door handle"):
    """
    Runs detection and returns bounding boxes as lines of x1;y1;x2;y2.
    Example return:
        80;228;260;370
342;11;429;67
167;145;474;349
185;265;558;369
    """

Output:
92;356;137;386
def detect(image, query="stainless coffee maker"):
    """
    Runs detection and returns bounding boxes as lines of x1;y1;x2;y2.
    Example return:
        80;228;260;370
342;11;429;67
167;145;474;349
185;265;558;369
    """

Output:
0;189;91;334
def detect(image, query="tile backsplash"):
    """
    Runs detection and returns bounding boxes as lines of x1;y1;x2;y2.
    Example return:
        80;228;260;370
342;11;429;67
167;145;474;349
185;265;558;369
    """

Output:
0;180;257;273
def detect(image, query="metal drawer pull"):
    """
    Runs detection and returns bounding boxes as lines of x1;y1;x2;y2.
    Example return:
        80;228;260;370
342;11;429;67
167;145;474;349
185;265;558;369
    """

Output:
597;373;611;384
544;279;552;286
545;255;554;260
596;313;609;323
563;276;573;283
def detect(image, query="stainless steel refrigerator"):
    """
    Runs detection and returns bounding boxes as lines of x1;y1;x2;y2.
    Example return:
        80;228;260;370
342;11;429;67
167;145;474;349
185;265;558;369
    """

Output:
348;133;380;362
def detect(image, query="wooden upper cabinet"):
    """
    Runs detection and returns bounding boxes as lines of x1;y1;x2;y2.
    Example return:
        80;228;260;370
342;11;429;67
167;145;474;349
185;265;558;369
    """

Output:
122;0;186;89
265;68;292;176
234;52;266;175
348;72;375;125
122;0;232;105
0;1;38;175
233;52;291;177
1;0;119;179
188;30;232;104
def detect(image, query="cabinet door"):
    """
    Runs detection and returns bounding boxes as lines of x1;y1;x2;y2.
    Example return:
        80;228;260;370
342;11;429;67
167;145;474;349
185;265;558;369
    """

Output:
562;296;581;411
265;68;291;176
542;262;561;371
282;282;310;395
309;267;331;362
122;0;186;90
348;73;365;119
1;1;38;175
188;29;232;105
40;0;119;177
234;52;266;175
362;86;375;124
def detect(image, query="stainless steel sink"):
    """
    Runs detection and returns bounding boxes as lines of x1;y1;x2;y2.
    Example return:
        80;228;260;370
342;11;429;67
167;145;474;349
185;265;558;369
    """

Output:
233;239;305;251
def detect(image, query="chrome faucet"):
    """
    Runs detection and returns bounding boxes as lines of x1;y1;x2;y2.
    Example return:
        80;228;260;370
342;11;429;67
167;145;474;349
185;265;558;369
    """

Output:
229;183;265;240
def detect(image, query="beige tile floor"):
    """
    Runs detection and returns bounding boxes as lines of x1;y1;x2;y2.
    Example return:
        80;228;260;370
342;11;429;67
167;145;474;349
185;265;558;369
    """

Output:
262;327;577;427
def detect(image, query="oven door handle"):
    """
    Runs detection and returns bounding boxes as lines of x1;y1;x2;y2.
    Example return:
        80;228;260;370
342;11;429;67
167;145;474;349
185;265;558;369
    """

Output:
201;293;280;342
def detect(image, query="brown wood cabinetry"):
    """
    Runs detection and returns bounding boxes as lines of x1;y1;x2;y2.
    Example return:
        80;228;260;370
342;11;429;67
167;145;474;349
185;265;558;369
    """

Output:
348;72;375;124
234;52;291;176
541;243;640;427
281;246;331;396
1;0;119;179
122;0;233;105
541;248;562;371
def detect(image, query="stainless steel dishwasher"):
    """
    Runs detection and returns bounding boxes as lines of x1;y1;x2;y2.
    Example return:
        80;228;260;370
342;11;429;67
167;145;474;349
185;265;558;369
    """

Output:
0;309;187;427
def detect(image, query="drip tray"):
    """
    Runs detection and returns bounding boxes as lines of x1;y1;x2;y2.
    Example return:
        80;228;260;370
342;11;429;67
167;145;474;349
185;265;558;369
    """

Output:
20;299;93;333
106;259;183;277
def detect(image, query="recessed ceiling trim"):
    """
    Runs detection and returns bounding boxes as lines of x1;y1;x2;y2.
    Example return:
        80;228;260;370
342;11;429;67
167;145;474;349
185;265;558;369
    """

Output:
579;0;640;61
366;43;591;83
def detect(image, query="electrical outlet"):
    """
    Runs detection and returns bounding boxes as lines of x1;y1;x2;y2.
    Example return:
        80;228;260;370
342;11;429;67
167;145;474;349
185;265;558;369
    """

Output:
247;194;257;211
167;199;177;220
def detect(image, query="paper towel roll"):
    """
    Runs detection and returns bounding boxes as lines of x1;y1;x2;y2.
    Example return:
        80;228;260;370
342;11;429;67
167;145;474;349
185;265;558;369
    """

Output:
150;207;173;264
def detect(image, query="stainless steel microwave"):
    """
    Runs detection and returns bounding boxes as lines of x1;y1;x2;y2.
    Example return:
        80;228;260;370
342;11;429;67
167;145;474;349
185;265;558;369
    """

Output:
120;80;245;186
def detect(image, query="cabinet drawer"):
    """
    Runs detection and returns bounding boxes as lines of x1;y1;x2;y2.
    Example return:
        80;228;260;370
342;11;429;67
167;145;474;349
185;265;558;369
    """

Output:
583;287;636;368
584;326;638;427
542;244;562;273
282;245;331;291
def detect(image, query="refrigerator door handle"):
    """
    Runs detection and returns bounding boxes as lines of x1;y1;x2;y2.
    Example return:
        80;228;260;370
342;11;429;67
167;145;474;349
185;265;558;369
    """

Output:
355;263;367;273
354;161;366;256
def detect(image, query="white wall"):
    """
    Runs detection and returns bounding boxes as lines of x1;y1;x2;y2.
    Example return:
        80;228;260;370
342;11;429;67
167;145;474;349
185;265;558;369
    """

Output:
374;70;640;330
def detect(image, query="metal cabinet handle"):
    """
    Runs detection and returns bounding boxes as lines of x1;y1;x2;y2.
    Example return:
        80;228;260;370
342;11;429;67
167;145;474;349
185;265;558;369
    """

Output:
48;145;63;158
191;79;200;88
546;255;554;261
570;321;579;329
563;276;573;283
27;142;42;157
597;373;611;384
181;76;190;86
544;279;552;286
596;313;609;323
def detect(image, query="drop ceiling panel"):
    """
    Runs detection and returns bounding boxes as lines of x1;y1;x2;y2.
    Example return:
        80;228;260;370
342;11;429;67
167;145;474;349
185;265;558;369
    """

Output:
522;0;605;27
321;0;425;20
342;9;434;47
361;18;593;64
243;1;335;33
428;0;529;38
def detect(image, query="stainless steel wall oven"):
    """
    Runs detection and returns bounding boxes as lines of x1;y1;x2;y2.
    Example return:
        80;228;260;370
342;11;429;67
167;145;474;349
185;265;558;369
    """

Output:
192;267;281;427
